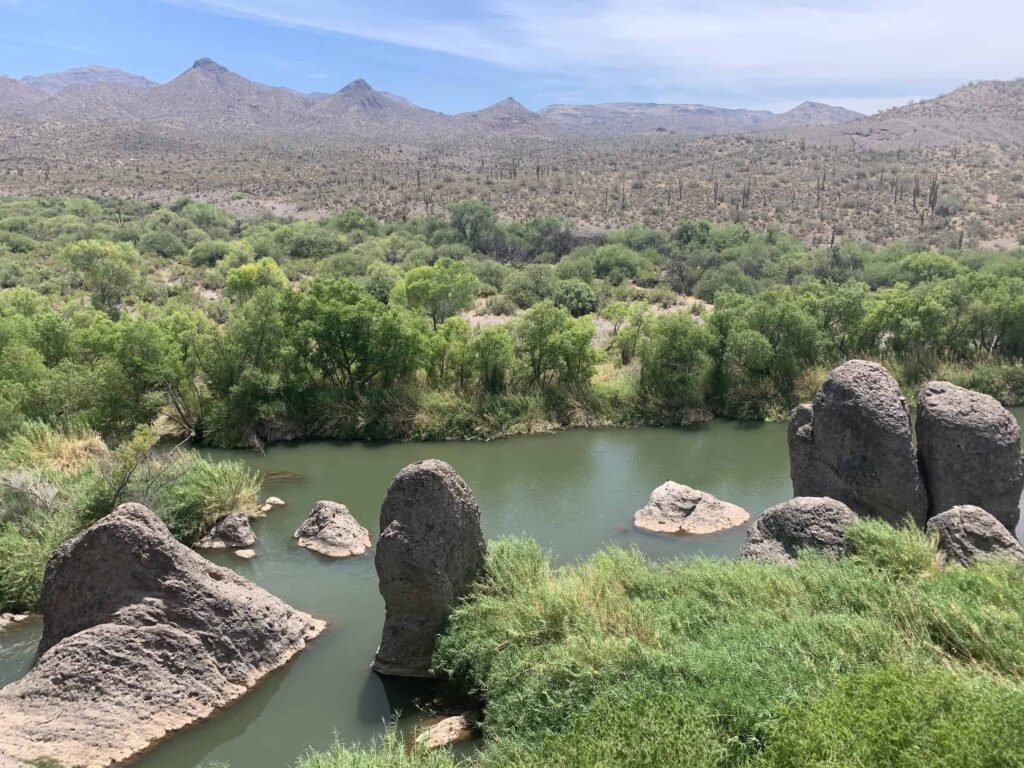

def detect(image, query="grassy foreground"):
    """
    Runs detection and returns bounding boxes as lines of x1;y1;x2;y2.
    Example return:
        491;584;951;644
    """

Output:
299;523;1024;768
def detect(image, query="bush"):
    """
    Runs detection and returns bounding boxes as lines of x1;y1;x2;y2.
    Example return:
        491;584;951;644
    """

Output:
154;454;260;544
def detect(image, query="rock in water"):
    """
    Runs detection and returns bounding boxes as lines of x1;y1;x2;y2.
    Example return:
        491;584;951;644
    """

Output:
633;481;748;535
916;381;1024;532
415;711;480;750
294;501;371;558
372;460;485;678
0;503;324;768
789;360;928;527
926;505;1024;566
195;511;256;549
736;497;856;564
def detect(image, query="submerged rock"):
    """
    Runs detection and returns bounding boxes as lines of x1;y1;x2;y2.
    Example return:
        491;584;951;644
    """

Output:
265;496;286;507
372;460;485;678
916;381;1024;532
0;613;29;632
0;503;324;768
235;548;257;560
736;497;857;564
415;711;480;750
195;512;256;549
294;501;371;558
789;360;928;528
633;481;748;535
926;505;1024;566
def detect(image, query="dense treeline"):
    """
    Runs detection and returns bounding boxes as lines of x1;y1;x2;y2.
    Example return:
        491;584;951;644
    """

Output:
1;195;1024;450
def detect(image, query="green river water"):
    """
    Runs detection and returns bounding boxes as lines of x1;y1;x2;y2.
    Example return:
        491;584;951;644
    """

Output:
2;416;1022;767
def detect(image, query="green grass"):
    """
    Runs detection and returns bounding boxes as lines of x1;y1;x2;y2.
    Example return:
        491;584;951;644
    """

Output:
298;525;1024;767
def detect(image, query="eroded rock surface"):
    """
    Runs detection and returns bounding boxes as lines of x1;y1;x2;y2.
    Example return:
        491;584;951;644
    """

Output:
372;460;485;678
633;481;748;535
736;497;857;564
294;500;371;558
917;381;1024;532
415;711;480;750
195;512;256;549
926;505;1024;566
789;360;927;527
0;503;324;768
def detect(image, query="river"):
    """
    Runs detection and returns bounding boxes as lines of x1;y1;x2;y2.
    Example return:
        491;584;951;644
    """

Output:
1;416;1022;767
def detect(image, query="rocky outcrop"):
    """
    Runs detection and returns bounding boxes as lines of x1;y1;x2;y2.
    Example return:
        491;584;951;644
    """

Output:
633;481;748;535
195;512;256;549
372;460;485;678
0;503;324;768
926;505;1024;566
294;501;371;558
0;613;30;632
789;360;928;527
415;711;480;750
916;381;1023;532
736;497;857;564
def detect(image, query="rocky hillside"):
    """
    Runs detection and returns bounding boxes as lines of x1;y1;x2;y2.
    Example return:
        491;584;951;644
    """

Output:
21;65;155;94
540;100;863;135
793;78;1024;147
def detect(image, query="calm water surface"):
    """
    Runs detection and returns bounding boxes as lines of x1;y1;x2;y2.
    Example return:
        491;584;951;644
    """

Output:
2;415;1022;767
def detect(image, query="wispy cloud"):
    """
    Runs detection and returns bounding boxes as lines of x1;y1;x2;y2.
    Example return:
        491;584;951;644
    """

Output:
161;0;1024;109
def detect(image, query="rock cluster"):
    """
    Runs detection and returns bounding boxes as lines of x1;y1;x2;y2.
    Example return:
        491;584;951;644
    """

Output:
926;505;1024;566
737;497;856;564
372;460;485;678
633;481;748;535
0;503;324;768
788;360;928;527
789;361;1023;535
196;511;256;549
294;500;371;558
916;381;1024;532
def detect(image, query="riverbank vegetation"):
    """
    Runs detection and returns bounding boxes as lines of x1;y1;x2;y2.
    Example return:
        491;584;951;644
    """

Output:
0;196;1023;452
0;421;258;611
302;527;1024;767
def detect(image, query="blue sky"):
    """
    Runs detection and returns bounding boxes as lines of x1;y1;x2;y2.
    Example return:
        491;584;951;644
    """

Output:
1;0;1021;114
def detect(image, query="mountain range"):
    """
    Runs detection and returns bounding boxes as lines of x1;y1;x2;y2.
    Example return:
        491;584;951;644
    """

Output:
1;58;1022;147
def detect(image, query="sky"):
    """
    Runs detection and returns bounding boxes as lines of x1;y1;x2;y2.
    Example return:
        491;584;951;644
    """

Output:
1;0;1022;115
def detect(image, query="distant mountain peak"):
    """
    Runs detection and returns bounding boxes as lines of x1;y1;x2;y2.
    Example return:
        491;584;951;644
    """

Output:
340;78;373;93
192;57;228;73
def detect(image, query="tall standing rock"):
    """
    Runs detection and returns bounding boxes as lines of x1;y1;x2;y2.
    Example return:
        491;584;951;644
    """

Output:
916;381;1023;532
372;460;485;678
0;503;324;768
789;360;928;527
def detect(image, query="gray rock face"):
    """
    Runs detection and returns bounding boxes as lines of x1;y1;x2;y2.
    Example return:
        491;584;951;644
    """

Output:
736;497;857;564
916;381;1024;532
633;481;749;535
294;501;371;558
0;503;324;768
789;360;928;527
372;460;485;678
926;505;1024;566
195;512;256;549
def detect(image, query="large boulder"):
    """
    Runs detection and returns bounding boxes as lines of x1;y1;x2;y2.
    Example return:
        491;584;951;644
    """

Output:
0;503;324;768
372;460;485;678
633;481;748;535
736;497;857;564
926;505;1024;566
789;360;928;527
195;512;256;549
916;381;1023;532
294;500;371;558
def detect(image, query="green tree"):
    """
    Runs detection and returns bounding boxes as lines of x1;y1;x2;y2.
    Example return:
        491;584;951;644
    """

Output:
638;313;714;414
554;279;597;318
224;258;289;302
404;257;480;329
61;239;140;315
470;327;514;394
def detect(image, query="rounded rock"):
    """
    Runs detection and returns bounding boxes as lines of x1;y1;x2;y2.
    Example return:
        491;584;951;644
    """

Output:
294;501;371;559
789;360;927;527
633;481;748;535
736;496;857;564
926;505;1024;566
916;381;1023;532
